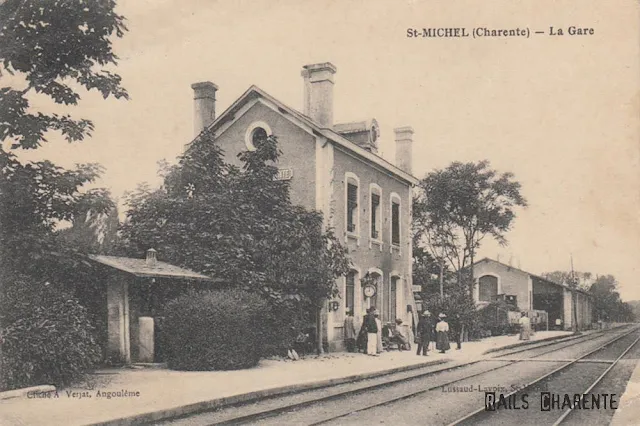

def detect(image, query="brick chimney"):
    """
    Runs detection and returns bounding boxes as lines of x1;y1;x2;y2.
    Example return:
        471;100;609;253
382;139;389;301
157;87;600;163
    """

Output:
191;81;218;137
394;126;414;174
301;62;337;128
145;248;157;268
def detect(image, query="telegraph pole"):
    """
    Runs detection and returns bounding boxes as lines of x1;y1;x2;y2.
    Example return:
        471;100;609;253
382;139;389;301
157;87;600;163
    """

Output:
570;254;579;333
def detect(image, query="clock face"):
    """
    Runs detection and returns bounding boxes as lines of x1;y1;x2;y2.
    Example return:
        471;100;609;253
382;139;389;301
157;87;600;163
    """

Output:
364;285;376;298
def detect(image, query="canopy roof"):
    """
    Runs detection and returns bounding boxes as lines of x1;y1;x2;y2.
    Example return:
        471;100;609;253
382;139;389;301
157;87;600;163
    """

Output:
89;254;218;282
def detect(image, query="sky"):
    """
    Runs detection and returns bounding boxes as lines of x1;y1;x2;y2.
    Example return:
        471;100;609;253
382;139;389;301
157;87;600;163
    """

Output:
14;1;640;299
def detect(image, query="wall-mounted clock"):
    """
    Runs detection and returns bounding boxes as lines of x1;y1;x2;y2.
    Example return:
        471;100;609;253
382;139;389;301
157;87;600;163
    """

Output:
363;284;377;298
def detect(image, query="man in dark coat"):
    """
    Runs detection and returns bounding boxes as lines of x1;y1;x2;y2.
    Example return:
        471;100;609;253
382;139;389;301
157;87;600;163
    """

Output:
416;310;434;356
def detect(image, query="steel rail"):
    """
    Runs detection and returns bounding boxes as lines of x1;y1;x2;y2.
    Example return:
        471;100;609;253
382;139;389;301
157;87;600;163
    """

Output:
492;323;631;359
205;332;615;425
491;328;611;358
306;327;639;426
188;326;634;425
553;333;640;425
205;360;485;426
446;325;640;426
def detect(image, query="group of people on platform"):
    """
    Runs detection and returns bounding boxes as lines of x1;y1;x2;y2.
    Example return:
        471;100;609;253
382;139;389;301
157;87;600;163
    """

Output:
343;307;408;356
343;307;462;356
415;310;461;355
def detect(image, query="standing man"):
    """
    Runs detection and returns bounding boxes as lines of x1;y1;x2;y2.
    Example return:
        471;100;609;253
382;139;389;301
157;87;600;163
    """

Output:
344;310;357;352
416;311;433;356
364;307;379;356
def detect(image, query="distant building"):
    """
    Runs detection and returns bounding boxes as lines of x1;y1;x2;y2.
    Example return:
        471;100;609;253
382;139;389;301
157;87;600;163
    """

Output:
188;62;419;350
473;258;593;330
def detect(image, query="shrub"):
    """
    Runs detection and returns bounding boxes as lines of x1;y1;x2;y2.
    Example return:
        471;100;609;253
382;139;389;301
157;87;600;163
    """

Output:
424;288;479;337
477;301;520;337
163;289;272;370
0;276;102;391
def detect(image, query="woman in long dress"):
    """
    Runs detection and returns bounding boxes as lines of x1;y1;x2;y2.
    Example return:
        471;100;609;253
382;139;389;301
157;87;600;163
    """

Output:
374;311;383;354
435;313;451;353
519;312;531;341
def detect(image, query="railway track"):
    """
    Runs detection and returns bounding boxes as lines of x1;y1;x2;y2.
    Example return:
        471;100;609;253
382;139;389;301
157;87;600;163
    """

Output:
488;327;618;358
451;326;640;425
158;325;638;425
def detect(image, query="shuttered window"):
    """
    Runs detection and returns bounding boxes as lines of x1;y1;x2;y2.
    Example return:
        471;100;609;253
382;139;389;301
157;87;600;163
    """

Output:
371;193;380;239
347;183;358;233
346;271;355;312
391;201;400;245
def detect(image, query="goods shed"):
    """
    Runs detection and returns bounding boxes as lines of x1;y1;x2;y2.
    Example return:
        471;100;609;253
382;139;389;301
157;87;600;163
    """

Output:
473;258;593;331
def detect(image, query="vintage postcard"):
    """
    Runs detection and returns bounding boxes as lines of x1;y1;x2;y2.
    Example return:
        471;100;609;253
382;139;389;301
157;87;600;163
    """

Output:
0;0;638;425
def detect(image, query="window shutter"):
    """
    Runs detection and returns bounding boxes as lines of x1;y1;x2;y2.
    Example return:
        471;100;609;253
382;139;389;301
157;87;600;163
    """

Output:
391;202;400;245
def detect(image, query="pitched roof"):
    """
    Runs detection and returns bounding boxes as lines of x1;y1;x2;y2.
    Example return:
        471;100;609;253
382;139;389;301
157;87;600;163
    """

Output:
473;257;592;297
88;255;218;282
200;85;419;185
334;120;371;134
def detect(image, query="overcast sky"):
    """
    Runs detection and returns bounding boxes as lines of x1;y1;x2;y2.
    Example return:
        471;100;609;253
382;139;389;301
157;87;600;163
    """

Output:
17;1;640;299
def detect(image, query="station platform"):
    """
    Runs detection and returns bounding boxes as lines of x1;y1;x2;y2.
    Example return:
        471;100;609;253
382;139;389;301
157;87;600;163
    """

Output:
0;330;575;426
610;343;640;425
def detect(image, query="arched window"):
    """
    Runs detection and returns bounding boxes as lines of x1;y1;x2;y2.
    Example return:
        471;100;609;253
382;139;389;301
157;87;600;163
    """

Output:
345;270;356;314
370;184;382;241
345;173;360;236
390;192;401;247
479;275;499;302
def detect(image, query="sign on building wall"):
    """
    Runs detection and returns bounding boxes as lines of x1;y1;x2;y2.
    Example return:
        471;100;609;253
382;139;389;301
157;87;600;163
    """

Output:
274;168;293;181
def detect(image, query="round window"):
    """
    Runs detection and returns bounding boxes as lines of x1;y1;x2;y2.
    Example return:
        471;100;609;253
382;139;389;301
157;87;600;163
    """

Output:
252;127;268;147
245;121;272;151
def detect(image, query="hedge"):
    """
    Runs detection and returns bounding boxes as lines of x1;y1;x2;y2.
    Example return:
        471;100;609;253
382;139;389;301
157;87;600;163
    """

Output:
163;289;272;370
0;276;102;391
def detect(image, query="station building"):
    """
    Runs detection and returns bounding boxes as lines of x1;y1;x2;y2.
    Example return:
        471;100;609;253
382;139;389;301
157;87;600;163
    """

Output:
473;258;593;330
189;62;419;350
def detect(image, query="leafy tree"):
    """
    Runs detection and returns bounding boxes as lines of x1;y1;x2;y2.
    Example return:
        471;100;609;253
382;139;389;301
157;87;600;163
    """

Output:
119;131;351;355
412;240;462;300
411;214;455;299
589;275;635;323
57;201;120;255
541;270;592;292
0;0;128;150
626;300;640;322
413;160;527;291
0;0;128;387
424;282;478;338
0;0;128;277
412;243;442;297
